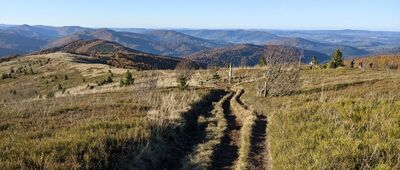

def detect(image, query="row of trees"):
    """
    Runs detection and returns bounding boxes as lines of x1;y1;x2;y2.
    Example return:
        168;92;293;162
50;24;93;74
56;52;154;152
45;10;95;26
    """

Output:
1;66;35;80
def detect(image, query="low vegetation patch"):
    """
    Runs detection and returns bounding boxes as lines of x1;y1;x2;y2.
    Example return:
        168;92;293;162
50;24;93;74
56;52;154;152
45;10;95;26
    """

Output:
0;88;212;169
241;68;400;169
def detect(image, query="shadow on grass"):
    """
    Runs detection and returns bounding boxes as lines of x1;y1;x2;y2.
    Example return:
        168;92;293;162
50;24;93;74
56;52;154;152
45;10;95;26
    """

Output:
211;93;240;169
152;89;227;170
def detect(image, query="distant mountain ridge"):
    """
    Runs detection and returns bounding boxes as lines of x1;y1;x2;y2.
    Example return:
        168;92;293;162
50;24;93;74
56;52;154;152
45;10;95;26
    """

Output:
143;30;228;56
6;24;90;39
0;29;48;56
1;24;400;60
178;29;370;56
179;29;280;44
185;44;330;67
0;25;228;58
268;29;400;51
48;29;227;57
266;37;369;56
37;39;182;70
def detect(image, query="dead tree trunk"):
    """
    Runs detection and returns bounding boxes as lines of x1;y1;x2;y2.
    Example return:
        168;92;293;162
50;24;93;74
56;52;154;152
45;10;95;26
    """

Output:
228;63;232;84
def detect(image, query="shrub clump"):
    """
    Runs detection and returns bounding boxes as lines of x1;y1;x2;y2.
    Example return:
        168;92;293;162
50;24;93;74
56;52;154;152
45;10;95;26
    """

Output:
97;76;113;86
328;49;343;68
120;70;134;87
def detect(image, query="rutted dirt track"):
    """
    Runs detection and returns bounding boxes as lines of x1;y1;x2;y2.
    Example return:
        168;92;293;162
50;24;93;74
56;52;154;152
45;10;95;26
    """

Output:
213;89;269;170
212;94;241;169
249;114;268;169
174;89;269;170
159;90;227;170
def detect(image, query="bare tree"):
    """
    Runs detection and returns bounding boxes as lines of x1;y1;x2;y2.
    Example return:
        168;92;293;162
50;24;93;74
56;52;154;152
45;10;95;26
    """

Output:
256;45;302;97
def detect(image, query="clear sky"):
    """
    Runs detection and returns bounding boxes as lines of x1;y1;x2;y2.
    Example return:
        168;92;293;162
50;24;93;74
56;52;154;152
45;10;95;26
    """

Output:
0;0;399;31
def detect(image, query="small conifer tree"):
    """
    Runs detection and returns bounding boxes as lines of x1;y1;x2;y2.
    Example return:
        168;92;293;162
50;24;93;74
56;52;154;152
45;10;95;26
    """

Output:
311;56;318;65
329;49;343;68
259;56;267;67
120;70;134;86
106;76;113;84
125;70;134;85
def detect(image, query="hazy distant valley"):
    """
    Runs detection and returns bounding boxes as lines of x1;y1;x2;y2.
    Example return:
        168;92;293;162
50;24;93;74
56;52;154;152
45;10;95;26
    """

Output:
1;25;400;64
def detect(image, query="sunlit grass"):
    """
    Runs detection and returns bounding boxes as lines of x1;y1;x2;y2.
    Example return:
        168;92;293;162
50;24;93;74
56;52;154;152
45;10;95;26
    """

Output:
241;68;400;169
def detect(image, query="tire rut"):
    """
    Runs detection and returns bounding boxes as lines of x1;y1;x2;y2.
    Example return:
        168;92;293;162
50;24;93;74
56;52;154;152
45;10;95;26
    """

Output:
236;89;269;170
159;90;226;170
248;114;268;169
211;94;241;170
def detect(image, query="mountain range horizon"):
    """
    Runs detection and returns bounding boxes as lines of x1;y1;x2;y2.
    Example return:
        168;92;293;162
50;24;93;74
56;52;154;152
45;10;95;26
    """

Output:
1;23;400;67
2;23;400;32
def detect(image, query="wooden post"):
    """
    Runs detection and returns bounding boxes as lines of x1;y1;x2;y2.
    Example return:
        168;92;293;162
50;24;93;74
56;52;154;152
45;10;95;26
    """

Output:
228;63;232;84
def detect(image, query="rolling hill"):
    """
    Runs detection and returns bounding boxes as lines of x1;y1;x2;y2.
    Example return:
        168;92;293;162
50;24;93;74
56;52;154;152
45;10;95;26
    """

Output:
266;37;369;57
185;44;264;67
185;44;330;67
38;39;182;70
49;29;226;57
143;30;227;56
178;29;369;56
0;30;47;56
371;47;400;55
179;29;279;44
6;24;90;39
269;29;400;51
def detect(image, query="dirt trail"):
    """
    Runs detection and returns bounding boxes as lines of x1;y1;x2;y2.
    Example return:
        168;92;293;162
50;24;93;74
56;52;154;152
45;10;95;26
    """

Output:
179;89;269;170
249;114;268;169
212;94;241;169
236;89;269;170
159;90;226;170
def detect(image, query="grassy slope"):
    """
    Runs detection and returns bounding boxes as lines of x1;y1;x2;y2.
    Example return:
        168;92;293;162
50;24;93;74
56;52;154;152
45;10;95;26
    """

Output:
241;68;400;169
2;52;400;169
0;53;213;169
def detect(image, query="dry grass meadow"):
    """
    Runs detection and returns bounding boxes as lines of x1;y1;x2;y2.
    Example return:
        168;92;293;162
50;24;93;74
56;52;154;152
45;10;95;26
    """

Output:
1;53;399;169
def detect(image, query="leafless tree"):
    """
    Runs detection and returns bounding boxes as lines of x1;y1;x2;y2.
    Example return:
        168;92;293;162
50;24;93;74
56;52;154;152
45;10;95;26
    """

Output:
256;45;302;97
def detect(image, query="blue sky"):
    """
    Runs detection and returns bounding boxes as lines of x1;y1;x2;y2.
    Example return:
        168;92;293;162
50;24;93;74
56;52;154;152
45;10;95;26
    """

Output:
0;0;399;31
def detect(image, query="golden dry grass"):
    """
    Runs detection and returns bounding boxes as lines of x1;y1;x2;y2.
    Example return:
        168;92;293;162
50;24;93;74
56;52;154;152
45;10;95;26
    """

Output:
2;52;400;169
0;53;215;169
240;68;400;169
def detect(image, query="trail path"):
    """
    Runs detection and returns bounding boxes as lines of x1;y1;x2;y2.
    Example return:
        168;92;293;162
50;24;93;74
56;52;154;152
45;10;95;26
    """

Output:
212;94;241;169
